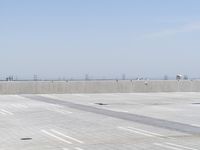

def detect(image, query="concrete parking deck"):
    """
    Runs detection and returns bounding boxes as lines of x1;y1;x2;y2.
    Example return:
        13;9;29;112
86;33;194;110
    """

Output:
1;93;200;149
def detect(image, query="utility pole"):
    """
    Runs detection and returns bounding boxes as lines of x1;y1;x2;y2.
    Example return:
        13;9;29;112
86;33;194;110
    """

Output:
85;74;89;80
122;74;126;80
33;75;38;81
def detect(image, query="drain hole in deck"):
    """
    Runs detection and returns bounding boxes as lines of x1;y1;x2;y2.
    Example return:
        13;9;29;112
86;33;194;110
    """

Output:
20;138;32;141
95;103;108;106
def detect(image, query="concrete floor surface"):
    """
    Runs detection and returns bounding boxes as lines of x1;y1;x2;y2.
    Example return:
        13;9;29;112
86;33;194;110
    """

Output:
0;93;200;150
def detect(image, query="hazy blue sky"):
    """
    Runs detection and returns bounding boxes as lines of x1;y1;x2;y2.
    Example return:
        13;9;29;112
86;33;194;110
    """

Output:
1;0;200;79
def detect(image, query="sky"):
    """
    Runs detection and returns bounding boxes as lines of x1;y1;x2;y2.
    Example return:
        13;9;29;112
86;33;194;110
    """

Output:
0;0;200;80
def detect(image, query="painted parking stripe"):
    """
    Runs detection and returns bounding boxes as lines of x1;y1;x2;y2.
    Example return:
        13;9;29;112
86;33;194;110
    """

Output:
1;109;13;115
118;127;154;137
107;108;128;113
51;129;84;144
154;143;182;150
165;142;199;150
12;104;28;108
0;111;6;115
127;126;163;137
52;109;72;114
74;147;84;150
46;108;72;114
191;124;200;128
41;130;72;144
154;143;199;150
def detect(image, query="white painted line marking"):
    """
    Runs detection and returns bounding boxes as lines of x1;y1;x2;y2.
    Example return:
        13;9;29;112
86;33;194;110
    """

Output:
108;108;128;113
54;109;72;114
74;94;89;98
12;104;28;108
18;104;28;108
167;137;177;140
74;147;84;150
1;109;13;115
154;143;182;150
49;104;64;108
46;108;72;114
191;124;200;128
11;104;18;108
41;130;72;144
118;127;154;137
120;110;129;113
127;126;164;137
165;142;199;150
51;129;84;144
0;111;6;115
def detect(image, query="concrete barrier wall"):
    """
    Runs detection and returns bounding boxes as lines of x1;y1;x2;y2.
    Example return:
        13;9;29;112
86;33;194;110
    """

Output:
0;80;200;94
